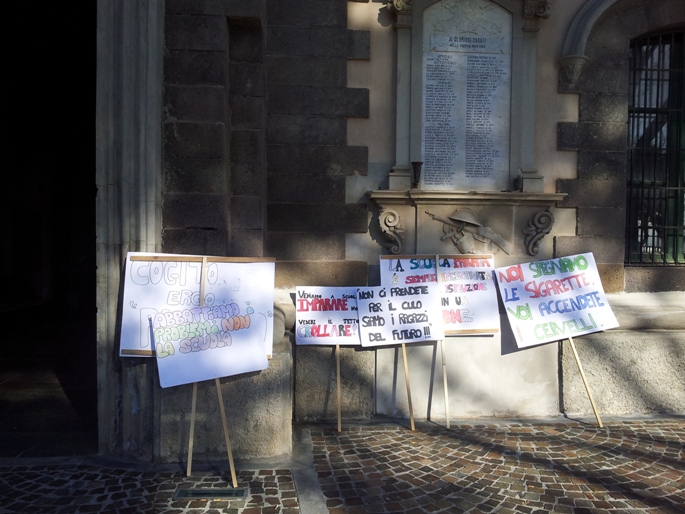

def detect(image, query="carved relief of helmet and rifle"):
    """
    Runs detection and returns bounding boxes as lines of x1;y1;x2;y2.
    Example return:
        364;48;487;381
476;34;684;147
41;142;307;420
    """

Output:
425;208;513;255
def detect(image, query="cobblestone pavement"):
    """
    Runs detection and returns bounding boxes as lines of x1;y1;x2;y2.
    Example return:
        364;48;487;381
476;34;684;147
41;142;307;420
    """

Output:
313;419;685;514
0;419;683;513
0;466;298;514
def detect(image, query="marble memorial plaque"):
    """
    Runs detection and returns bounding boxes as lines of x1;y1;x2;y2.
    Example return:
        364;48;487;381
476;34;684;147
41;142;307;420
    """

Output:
422;0;512;191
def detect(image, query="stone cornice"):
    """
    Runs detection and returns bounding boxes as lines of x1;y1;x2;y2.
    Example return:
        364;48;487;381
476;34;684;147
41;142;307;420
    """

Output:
368;190;567;206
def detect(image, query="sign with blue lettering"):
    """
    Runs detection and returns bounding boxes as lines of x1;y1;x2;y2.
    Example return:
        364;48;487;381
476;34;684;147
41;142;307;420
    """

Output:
494;253;619;348
380;254;499;335
119;252;274;388
356;284;445;347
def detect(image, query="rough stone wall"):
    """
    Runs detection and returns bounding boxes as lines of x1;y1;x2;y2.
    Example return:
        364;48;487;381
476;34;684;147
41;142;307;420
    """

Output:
556;0;685;292
164;3;229;255
228;15;269;257
160;0;292;460
159;342;293;461
561;293;685;417
265;0;374;421
163;0;268;256
556;0;685;417
265;1;370;274
158;0;377;456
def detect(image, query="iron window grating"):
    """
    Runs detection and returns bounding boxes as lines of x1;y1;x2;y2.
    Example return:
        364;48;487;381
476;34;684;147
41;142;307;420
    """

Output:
626;30;685;266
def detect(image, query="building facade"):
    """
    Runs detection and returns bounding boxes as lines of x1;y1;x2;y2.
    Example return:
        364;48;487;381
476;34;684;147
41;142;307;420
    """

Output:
96;0;685;462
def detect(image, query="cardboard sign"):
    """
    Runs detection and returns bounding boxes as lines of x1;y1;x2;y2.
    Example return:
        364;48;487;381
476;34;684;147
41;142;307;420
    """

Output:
380;255;499;335
119;252;274;388
356;283;445;347
295;287;361;345
494;252;619;348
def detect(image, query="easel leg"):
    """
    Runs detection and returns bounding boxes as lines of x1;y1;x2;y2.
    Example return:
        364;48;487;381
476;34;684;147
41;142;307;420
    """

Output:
336;345;342;433
568;337;603;428
401;343;416;431
215;378;238;488
186;382;198;477
440;340;450;429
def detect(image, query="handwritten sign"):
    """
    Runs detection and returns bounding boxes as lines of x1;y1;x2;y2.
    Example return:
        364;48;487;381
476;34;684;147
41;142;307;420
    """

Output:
120;252;275;388
494;252;619;348
380;255;499;335
295;287;361;345
356;284;445;347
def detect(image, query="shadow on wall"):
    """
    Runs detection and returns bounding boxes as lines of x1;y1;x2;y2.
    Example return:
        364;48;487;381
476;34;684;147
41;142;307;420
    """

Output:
291;298;685;422
560;333;685;417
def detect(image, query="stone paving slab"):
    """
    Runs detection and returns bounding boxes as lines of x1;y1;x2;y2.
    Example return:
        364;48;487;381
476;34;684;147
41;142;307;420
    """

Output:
0;419;683;513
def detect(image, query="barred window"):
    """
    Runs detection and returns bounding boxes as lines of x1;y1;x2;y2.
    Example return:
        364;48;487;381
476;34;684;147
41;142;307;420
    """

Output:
626;30;685;266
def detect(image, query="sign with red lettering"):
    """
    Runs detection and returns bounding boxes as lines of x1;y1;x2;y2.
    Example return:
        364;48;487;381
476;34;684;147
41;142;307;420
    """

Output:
380;255;499;335
494;253;619;348
356;283;445;347
119;252;274;388
295;287;361;345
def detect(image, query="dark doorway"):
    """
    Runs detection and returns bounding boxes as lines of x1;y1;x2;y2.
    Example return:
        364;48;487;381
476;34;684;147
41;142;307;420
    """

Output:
0;6;98;457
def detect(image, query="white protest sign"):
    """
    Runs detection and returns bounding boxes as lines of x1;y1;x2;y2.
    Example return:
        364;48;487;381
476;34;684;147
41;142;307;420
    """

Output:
494;252;619;348
295;287;361;345
119;252;274;388
380;254;499;335
356;284;445;347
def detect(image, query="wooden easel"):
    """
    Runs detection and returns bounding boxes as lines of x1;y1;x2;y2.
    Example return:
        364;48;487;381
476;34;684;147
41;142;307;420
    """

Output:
186;257;238;486
567;336;603;427
336;344;342;432
434;255;450;429
128;253;275;486
186;380;238;486
401;343;416;431
439;340;450;429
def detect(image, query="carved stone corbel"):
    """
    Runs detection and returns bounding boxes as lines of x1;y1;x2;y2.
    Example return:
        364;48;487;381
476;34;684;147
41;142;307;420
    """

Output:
524;0;550;19
523;208;554;256
559;54;589;88
387;0;412;15
379;208;405;255
559;0;619;90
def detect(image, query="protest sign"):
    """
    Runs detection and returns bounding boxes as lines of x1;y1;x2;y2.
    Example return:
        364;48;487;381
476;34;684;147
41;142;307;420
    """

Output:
494;252;618;348
380;255;499;335
356;283;445;347
119;252;274;388
295;287;361;345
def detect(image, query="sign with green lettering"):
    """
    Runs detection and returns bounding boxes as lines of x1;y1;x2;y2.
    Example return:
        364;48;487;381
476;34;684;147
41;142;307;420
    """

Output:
494;253;619;348
119;252;274;388
295;287;361;345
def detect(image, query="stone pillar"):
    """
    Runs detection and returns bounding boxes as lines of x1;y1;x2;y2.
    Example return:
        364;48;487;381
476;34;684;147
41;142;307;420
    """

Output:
389;3;413;190
96;0;164;458
516;1;547;192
